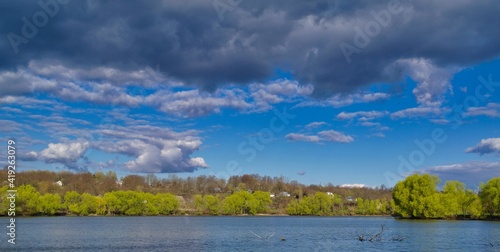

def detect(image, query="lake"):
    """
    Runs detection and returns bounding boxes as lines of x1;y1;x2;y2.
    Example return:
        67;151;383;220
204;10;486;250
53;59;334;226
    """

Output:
0;216;499;251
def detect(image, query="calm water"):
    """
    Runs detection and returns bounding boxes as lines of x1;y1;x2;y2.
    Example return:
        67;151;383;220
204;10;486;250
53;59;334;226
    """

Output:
0;216;499;251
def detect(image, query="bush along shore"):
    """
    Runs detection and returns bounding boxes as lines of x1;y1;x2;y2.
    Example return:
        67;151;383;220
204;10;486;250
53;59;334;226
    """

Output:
0;170;498;219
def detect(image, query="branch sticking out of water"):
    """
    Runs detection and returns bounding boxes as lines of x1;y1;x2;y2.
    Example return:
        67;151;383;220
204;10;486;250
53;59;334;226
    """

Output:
356;225;385;242
392;235;407;242
483;238;494;247
249;230;262;239
368;225;385;242
249;230;276;240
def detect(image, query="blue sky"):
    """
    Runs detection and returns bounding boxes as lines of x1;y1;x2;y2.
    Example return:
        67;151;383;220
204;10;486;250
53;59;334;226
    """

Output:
1;0;499;188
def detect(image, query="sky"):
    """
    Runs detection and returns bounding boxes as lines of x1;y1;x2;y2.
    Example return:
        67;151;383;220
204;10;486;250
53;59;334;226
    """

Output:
1;0;500;189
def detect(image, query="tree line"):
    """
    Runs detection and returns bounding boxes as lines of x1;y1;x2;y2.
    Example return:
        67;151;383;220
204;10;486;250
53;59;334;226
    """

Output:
2;169;391;201
0;184;391;216
1;169;498;219
392;174;500;219
0;185;179;216
0;169;392;216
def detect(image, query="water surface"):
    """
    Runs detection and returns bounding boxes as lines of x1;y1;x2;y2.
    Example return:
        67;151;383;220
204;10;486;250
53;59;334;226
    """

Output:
1;216;499;251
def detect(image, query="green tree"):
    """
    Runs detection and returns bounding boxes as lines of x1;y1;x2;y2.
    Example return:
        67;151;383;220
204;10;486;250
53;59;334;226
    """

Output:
286;198;311;215
104;191;119;215
356;198;366;215
39;193;61;215
367;199;378;215
64;191;81;215
311;192;333;216
392;173;440;218
142;192;159;215
203;195;221;215
155;193;178;215
194;195;204;214
377;198;391;215
222;191;258;215
122;191;145;215
0;186;10;214
17;185;41;215
442;181;466;218
332;195;344;215
194;194;221;215
479;177;500;217
95;196;107;215
79;193;97;216
421;193;444;218
467;193;483;219
253;191;272;214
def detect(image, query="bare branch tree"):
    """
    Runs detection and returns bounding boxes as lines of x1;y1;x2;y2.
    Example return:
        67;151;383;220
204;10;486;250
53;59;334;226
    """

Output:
368;224;385;242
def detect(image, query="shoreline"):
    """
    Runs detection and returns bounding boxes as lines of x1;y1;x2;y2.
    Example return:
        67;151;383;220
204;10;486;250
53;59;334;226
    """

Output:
2;214;498;221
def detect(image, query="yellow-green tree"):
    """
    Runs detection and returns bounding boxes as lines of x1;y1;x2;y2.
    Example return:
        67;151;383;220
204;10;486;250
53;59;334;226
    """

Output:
142;192;159;216
40;193;62;215
0;186;10;214
104;192;119;215
253;191;272;214
442;181;466;218
479;177;500;217
222;191;259;215
79;193;97;216
95;196;107;215
155;193;178;215
64;191;81;215
17;185;41;215
392;174;440;218
195;194;221;215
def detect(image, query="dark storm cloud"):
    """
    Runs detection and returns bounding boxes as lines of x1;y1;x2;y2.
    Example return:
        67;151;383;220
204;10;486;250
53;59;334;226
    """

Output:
2;0;500;96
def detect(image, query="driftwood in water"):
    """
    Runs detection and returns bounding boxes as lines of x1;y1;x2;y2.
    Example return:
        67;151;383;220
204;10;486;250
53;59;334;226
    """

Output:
356;224;385;242
368;224;385;242
249;230;276;240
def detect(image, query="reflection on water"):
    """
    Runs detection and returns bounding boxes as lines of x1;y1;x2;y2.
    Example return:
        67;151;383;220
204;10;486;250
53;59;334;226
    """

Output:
0;216;499;251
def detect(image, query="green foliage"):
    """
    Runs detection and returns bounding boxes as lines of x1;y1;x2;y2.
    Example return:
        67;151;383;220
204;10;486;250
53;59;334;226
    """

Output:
253;191;272;213
120;191;145;215
195;194;221;215
17;185;42;215
100;191;178;216
103;192;119;215
286;198;312;215
40;193;62;215
287;192;335;216
142;193;159;216
421;193;444;218
155;193;179;215
64;191;81;215
441;180;480;218
356;198;389;215
79;193;97;216
479;177;500;217
392;174;440;218
221;190;271;215
95;196;107;215
0;186;10;214
3;172;498;219
392;174;498;219
222;191;254;215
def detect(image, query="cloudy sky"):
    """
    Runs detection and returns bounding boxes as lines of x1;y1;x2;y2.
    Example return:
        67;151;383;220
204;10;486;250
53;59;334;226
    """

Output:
1;0;499;188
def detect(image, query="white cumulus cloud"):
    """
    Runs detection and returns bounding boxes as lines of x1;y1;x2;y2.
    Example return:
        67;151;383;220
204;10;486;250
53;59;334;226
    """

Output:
38;139;90;170
466;138;500;155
